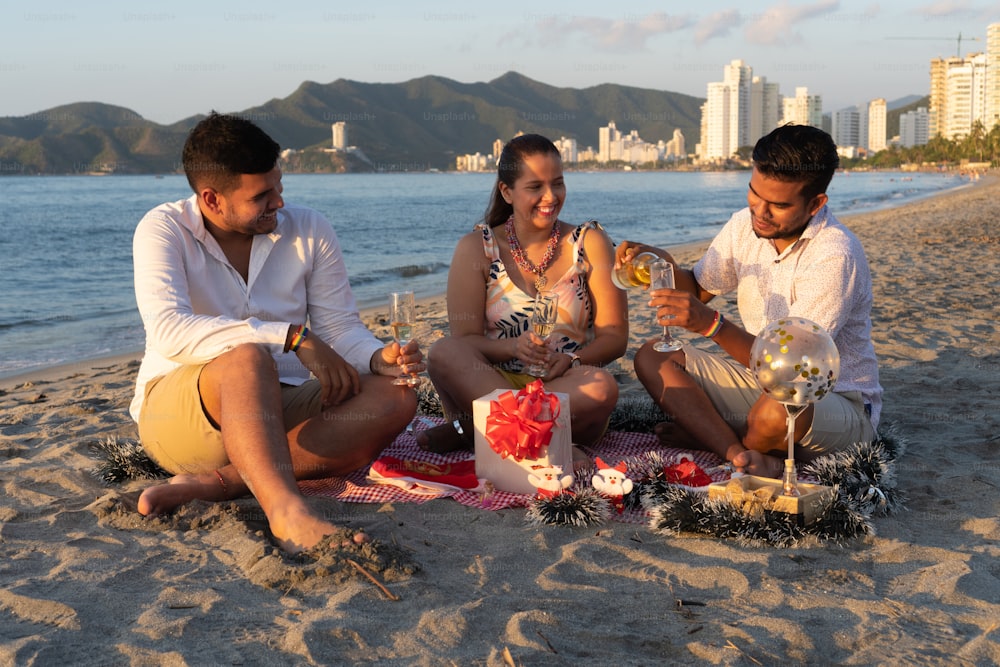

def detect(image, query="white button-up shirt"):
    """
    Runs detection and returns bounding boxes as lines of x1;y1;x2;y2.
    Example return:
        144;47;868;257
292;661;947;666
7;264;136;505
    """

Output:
694;204;883;427
130;195;384;421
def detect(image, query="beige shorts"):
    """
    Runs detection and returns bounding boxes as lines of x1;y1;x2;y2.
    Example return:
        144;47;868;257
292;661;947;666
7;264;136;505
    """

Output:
137;363;323;475
683;346;875;456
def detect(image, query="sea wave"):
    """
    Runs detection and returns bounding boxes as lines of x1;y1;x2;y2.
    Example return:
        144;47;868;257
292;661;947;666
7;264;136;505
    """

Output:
0;306;139;331
348;261;450;286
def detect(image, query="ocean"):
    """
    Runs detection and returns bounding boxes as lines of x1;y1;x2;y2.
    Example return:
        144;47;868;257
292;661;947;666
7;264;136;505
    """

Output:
0;169;965;378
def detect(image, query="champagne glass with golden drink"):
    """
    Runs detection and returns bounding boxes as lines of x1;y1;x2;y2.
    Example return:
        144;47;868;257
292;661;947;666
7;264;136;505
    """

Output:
649;260;683;352
527;291;559;377
389;290;420;386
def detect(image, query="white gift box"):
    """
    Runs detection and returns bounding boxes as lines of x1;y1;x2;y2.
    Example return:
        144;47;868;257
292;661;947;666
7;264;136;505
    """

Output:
473;387;572;495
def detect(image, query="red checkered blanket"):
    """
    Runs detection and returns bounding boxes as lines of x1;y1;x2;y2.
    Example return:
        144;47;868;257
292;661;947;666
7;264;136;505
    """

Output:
299;418;730;524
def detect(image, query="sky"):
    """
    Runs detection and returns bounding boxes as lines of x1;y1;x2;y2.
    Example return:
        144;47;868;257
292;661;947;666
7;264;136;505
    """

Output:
2;0;998;125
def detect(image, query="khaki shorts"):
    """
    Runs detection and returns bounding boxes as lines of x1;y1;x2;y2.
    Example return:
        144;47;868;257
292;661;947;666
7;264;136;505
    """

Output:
137;363;323;475
683;346;875;456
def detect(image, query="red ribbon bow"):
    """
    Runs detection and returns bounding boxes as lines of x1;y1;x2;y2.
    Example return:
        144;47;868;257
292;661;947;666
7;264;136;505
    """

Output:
485;380;561;461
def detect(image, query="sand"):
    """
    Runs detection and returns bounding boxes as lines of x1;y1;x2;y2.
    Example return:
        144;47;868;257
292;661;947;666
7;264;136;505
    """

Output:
2;175;999;665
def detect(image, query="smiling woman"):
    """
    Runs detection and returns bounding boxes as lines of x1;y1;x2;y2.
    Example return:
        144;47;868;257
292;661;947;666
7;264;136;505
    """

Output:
417;133;628;453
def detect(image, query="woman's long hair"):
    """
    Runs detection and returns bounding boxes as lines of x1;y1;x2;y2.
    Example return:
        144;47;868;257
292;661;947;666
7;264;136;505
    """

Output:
483;134;561;228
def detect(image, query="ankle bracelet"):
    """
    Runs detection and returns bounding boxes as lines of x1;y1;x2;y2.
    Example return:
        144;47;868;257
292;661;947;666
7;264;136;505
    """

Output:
213;470;228;498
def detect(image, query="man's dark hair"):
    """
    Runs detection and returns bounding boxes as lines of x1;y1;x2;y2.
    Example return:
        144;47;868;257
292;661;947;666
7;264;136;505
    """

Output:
182;112;280;194
752;124;839;201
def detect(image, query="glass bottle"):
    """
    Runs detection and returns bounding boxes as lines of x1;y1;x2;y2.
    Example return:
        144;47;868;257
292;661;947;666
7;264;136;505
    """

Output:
612;251;659;290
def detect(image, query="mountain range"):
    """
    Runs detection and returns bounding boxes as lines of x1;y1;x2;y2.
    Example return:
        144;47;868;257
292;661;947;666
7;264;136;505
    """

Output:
0;72;926;175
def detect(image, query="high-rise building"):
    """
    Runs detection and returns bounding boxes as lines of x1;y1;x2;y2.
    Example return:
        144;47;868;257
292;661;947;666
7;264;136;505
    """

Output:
986;22;1000;130
665;129;686;159
750;76;781;144
598;121;621;162
832;107;862;148
868;98;887;152
929;56;960;137
930;50;990;139
946;53;987;139
781;87;823;128
554;136;578;163
702;81;733;160
331;122;347;151
699;60;752;160
899;107;930;147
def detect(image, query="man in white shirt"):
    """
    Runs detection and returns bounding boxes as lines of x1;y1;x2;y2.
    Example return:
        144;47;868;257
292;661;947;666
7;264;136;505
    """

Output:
131;112;424;554
617;124;882;478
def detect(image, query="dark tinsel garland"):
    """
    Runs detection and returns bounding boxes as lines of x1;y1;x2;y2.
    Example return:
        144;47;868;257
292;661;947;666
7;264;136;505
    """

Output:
644;427;906;547
526;487;611;527
89;435;169;485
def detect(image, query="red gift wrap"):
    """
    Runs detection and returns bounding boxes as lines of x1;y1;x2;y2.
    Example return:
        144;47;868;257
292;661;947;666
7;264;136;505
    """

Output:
485;380;562;462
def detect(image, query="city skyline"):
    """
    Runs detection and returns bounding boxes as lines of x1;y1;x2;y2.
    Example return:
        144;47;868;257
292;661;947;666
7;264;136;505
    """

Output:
3;1;997;125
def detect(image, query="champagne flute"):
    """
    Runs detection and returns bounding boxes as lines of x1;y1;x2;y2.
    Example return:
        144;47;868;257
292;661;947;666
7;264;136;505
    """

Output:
527;291;559;377
649;260;683;352
389;290;420;386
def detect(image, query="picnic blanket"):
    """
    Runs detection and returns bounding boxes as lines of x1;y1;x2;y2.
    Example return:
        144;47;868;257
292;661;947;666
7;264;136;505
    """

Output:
298;417;732;524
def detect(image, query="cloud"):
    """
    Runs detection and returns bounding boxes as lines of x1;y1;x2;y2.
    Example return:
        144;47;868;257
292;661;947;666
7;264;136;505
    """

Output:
911;0;976;18
694;9;743;46
743;0;841;46
521;12;694;52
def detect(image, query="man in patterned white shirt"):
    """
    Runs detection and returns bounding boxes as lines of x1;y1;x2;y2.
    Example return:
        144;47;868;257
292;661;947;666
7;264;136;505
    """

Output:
617;124;882;477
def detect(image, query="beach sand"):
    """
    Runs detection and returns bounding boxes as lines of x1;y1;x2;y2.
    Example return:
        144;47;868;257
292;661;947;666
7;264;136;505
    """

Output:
2;176;999;665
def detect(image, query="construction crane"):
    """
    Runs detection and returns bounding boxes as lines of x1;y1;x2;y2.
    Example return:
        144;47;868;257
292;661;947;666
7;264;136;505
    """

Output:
887;32;982;58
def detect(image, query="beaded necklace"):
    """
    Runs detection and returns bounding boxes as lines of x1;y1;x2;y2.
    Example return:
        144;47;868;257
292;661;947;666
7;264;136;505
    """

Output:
504;215;561;291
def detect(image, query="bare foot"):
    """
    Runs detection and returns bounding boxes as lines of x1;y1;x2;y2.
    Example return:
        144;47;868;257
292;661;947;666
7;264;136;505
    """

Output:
139;474;342;555
266;499;342;555
137;473;227;517
415;421;472;454
731;449;784;478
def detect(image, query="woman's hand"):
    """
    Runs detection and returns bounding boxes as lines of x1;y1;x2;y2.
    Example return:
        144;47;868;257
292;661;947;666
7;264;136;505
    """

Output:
514;330;551;372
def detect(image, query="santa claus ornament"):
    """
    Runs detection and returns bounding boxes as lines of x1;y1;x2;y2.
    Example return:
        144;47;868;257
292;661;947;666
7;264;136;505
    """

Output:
591;457;635;514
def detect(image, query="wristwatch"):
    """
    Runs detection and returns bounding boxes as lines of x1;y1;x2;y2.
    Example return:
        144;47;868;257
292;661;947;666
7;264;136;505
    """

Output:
568;353;582;368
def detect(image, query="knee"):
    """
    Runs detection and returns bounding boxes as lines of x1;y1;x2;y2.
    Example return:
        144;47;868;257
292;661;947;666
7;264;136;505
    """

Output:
591;369;619;407
572;368;619;414
369;376;418;422
222;342;274;365
210;343;277;377
427;336;474;378
747;397;790;437
634;341;683;384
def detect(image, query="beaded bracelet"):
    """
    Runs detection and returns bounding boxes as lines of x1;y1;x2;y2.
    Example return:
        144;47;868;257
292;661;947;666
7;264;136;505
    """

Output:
289;325;309;352
702;311;724;338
